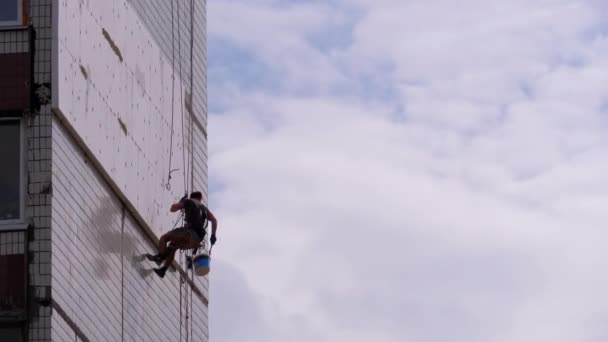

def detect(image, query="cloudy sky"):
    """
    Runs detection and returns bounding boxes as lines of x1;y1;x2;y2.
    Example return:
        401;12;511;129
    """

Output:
206;1;608;341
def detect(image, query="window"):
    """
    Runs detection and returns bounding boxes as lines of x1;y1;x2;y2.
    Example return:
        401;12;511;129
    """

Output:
0;325;23;342
0;119;23;224
0;0;23;27
0;231;26;319
0;52;32;112
0;231;26;340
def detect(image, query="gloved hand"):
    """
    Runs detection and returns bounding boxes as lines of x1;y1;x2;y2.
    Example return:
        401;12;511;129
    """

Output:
210;234;217;245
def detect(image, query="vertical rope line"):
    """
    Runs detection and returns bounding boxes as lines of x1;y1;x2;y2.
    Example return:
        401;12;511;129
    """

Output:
190;0;195;194
190;253;194;340
189;0;195;194
189;3;196;339
178;0;187;194
185;265;189;342
166;0;176;191
179;253;183;342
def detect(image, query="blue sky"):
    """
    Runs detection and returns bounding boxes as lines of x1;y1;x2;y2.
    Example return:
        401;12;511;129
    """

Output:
207;1;608;341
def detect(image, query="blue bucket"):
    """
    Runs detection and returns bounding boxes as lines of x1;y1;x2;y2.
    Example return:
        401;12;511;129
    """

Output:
193;252;211;276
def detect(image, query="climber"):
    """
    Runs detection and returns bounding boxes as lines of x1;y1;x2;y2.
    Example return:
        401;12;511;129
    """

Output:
146;191;218;278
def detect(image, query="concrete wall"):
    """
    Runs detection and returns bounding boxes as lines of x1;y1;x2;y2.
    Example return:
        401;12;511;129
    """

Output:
51;122;208;342
26;0;54;340
54;0;208;237
0;0;54;338
127;0;208;132
49;0;209;340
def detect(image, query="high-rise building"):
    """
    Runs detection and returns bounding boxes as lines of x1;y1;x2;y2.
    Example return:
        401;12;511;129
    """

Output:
0;0;209;341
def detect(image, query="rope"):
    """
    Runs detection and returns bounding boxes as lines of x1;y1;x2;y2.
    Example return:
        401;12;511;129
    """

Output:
185;255;190;342
172;211;184;229
166;0;177;191
177;0;188;195
168;3;185;342
163;0;204;340
190;255;194;338
169;3;199;340
189;0;195;195
188;3;196;339
188;0;195;192
189;249;194;341
179;252;184;342
190;0;194;102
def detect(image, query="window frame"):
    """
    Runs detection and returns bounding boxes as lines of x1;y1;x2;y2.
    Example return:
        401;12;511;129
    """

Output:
0;118;26;230
0;0;24;28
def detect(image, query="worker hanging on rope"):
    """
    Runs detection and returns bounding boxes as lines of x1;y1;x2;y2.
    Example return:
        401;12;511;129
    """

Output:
146;191;218;278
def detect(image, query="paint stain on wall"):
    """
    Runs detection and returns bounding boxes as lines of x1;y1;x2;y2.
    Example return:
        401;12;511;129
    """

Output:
185;91;193;115
79;65;88;79
102;28;123;62
118;117;128;136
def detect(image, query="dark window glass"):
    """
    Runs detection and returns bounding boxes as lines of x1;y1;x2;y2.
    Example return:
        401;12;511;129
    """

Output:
0;120;20;221
0;0;19;22
0;326;23;342
0;254;25;313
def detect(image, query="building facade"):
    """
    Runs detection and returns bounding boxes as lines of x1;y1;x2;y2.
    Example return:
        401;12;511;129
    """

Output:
0;0;209;341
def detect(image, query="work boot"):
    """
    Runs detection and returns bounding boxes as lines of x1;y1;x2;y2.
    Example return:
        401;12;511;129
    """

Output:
146;254;164;266
153;266;167;278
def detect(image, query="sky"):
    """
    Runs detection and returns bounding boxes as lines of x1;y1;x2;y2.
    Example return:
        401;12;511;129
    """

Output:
206;1;608;341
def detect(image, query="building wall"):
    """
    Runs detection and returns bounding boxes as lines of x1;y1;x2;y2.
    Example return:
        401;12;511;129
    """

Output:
0;0;57;341
0;6;54;341
54;0;209;237
27;1;54;341
127;0;208;133
1;0;209;339
49;0;209;340
0;29;31;342
51;122;208;342
52;0;210;272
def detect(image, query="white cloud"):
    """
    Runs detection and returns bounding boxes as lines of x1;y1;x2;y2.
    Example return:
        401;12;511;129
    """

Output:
207;1;608;341
210;1;350;93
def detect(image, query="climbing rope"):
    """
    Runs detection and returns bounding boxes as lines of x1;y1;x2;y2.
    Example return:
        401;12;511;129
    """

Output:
166;2;185;341
166;1;199;339
179;252;184;342
177;0;188;195
186;260;190;342
179;1;198;340
188;0;195;195
190;260;194;337
165;0;177;191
